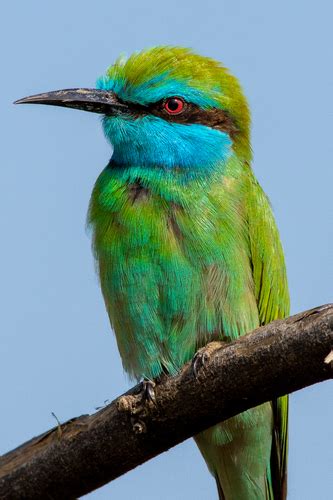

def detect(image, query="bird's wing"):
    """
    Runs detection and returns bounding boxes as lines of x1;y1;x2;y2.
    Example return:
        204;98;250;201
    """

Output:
246;174;289;499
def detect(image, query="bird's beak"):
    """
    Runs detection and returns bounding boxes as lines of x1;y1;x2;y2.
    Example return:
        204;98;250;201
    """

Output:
14;88;129;115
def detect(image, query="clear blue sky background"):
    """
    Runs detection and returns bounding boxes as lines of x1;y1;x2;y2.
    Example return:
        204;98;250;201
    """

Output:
1;1;332;498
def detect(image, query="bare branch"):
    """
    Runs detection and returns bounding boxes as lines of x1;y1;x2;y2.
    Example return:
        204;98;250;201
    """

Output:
1;305;332;499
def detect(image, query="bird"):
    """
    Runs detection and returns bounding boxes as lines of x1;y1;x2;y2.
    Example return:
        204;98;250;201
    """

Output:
15;46;289;500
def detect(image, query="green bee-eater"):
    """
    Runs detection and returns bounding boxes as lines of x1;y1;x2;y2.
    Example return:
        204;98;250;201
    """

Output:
16;46;289;499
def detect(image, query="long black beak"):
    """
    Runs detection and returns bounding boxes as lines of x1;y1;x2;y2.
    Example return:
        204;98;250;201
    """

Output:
14;88;128;115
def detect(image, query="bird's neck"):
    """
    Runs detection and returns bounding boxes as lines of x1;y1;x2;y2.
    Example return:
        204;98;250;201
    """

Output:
95;153;245;213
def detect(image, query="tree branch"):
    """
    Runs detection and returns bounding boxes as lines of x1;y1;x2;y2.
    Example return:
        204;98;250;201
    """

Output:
1;305;332;499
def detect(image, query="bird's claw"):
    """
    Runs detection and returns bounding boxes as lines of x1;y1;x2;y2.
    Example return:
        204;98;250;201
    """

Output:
192;350;210;377
141;379;156;404
192;342;223;377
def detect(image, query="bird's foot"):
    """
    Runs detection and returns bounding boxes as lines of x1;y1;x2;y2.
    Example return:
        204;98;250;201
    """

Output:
192;350;209;378
192;341;224;377
117;378;162;434
141;379;156;404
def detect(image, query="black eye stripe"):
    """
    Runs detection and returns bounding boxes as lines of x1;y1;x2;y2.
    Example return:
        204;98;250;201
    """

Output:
149;101;238;137
114;96;238;137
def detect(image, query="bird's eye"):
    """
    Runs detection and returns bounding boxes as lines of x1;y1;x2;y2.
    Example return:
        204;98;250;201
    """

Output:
163;97;185;115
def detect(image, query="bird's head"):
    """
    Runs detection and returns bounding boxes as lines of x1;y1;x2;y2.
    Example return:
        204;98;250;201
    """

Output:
16;47;251;177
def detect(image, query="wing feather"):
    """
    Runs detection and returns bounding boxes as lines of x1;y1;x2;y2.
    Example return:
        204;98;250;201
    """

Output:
247;174;289;499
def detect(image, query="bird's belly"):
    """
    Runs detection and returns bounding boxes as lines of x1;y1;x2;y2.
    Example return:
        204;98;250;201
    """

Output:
98;220;259;381
101;246;206;379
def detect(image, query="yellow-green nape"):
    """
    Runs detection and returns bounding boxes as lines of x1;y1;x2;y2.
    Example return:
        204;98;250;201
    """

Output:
99;46;251;161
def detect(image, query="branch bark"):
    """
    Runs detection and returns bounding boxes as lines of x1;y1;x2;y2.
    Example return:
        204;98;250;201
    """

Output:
1;305;332;499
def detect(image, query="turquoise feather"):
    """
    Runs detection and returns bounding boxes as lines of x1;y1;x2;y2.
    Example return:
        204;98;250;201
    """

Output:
88;46;289;500
17;45;289;499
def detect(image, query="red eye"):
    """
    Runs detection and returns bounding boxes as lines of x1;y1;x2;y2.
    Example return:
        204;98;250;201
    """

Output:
164;97;184;115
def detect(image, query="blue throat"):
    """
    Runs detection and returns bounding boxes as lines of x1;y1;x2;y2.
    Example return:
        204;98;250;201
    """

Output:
102;114;233;176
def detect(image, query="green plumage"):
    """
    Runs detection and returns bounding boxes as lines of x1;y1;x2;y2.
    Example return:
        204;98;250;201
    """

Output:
88;47;289;500
88;162;289;499
21;46;289;499
89;157;262;379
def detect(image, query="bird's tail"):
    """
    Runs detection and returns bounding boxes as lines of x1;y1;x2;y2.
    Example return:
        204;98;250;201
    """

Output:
195;403;275;500
215;475;226;500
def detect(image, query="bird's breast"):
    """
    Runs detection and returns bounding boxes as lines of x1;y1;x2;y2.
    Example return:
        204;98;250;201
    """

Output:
88;167;258;379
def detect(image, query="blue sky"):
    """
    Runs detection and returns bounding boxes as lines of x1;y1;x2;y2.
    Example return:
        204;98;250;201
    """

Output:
1;1;332;498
